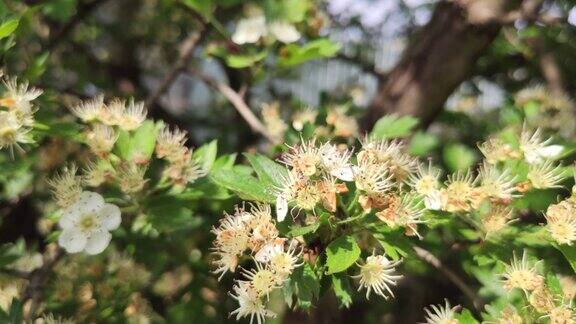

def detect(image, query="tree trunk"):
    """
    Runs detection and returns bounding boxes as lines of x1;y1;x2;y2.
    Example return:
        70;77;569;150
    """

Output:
364;0;521;129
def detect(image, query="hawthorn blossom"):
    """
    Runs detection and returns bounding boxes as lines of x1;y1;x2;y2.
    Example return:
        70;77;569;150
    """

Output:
58;191;121;255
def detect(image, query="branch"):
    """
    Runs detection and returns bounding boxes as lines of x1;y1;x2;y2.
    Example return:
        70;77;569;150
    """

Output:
186;68;275;143
23;247;64;322
364;0;540;130
413;246;483;310
336;53;384;79
145;21;208;109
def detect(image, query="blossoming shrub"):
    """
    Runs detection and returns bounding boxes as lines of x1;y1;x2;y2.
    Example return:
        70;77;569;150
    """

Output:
0;67;575;323
0;1;575;322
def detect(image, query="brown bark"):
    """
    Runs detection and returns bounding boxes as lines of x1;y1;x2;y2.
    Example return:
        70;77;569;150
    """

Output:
364;0;524;129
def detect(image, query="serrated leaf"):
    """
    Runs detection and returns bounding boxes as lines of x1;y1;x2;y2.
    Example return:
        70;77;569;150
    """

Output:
210;168;275;203
326;235;360;274
244;153;288;187
288;223;319;237
193;140;218;172
292;263;320;310
331;274;353;308
371;115;418;139
455;309;479;324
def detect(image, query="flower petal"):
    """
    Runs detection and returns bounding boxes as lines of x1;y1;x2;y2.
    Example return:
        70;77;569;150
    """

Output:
58;229;87;253
330;166;354;182
84;230;111;255
276;196;288;222
538;145;563;159
98;203;121;230
75;191;105;213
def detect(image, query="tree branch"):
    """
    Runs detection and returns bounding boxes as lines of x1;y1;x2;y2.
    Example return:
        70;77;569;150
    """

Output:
186;68;275;143
363;0;537;130
413;246;483;310
145;21;208;110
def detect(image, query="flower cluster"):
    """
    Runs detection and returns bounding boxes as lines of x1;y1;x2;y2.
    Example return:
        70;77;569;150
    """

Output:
70;96;146;157
545;192;576;246
0;77;42;154
212;204;302;323
155;124;206;187
499;251;576;322
275;137;430;236
232;9;300;45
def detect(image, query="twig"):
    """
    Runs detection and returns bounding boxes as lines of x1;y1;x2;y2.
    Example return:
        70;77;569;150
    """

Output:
145;21;208;109
413;246;483;310
186;68;275;143
23;247;64;322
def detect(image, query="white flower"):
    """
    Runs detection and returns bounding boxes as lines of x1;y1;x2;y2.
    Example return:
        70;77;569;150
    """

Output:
353;252;402;299
0;77;42;115
520;128;563;164
269;21;301;43
318;143;354;181
424;190;443;210
230;282;275;324
58;191;121;255
423;300;459;324
118;100;146;131
232;16;267;45
275;195;288;222
69;95;105;123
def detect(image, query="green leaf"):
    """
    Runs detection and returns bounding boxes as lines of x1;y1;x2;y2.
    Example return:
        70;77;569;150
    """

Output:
372;230;413;261
182;0;213;20
371;115;418;139
556;244;576;273
288;223;319;237
244;153;288;187
292;263;320;310
443;144;477;172
0;19;19;40
331;274;353;308
130;120;159;159
114;121;160;160
325;235;360;274
210;168;275;203
455;309;479;324
283;0;309;22
278;39;340;67
212;153;237;170
409;131;439;156
193;140;218;172
145;196;196;232
226;51;267;68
